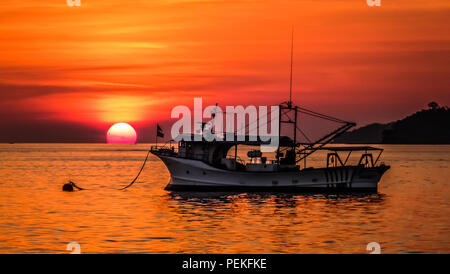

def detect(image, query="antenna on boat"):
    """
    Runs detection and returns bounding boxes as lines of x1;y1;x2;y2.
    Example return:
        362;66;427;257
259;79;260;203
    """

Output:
289;27;294;107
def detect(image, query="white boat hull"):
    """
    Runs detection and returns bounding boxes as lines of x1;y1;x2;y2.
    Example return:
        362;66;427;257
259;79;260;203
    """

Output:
157;155;389;192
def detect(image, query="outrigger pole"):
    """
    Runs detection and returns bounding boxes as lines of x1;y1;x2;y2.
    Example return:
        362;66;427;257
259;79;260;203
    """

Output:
295;121;356;163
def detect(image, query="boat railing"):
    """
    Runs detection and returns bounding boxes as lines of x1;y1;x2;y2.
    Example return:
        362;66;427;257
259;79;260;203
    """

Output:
151;145;178;156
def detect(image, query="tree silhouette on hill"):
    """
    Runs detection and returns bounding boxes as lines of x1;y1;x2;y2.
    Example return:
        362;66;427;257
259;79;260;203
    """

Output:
334;102;449;144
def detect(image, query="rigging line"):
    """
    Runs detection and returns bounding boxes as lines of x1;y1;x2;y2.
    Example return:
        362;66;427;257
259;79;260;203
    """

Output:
296;123;354;160
279;112;308;143
281;111;294;123
291;112;312;143
296;110;345;124
202;106;280;138
296;124;312;143
240;113;260;132
218;105;279;133
297;106;346;122
279;111;311;143
239;104;282;132
296;107;349;123
258;111;279;129
238;109;278;135
297;109;345;123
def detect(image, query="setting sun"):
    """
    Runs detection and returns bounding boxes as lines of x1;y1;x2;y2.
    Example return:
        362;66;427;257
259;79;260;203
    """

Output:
107;123;137;144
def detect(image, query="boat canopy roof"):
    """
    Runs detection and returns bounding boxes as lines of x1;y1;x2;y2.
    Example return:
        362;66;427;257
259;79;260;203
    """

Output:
174;134;295;147
318;146;383;151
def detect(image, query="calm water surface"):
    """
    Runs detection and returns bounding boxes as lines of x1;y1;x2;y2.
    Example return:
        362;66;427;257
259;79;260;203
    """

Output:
0;144;449;253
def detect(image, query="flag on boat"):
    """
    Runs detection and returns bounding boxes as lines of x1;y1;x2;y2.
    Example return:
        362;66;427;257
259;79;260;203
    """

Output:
156;124;164;138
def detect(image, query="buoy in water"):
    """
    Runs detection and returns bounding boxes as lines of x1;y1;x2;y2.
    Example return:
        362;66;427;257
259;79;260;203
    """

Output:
62;182;74;192
62;181;84;192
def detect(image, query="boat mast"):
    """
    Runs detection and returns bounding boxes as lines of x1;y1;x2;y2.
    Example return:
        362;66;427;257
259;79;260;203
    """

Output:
275;28;356;167
289;27;298;151
289;27;294;108
277;27;298;166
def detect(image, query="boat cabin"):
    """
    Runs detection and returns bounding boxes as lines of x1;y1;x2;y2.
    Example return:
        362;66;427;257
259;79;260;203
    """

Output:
153;134;298;172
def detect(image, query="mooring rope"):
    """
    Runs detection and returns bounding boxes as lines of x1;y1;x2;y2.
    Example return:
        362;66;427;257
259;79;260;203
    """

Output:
118;148;152;190
67;148;152;191
69;181;85;190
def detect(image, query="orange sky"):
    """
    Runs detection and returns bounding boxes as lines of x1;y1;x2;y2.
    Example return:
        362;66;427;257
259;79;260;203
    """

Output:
0;0;449;139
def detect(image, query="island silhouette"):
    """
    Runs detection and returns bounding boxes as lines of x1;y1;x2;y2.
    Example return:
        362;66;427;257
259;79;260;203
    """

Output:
334;102;450;144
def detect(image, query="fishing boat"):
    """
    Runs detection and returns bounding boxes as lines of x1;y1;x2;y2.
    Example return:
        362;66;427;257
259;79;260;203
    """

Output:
151;34;390;192
151;100;390;192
